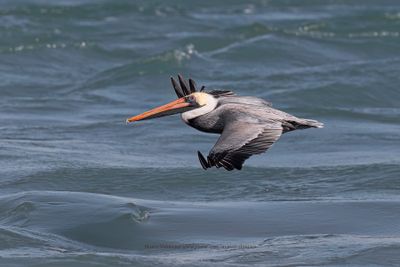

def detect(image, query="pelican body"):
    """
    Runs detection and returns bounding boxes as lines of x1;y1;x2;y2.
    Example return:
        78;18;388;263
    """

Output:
127;75;323;171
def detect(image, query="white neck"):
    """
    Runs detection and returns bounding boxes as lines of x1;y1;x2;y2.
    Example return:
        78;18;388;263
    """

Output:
181;94;218;122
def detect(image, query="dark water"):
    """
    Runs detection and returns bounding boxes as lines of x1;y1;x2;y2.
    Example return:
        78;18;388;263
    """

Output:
1;0;400;266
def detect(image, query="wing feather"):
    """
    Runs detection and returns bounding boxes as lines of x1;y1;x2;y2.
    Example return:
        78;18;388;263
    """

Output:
201;121;282;171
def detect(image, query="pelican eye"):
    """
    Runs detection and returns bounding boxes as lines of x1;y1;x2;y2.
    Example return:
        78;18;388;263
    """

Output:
187;95;196;102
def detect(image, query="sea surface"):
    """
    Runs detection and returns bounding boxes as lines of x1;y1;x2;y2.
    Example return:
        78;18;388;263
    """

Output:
1;0;400;266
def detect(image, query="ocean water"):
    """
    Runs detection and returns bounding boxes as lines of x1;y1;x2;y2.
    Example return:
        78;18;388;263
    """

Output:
1;0;400;266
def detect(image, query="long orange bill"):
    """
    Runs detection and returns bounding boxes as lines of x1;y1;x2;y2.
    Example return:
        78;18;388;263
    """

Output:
126;97;192;123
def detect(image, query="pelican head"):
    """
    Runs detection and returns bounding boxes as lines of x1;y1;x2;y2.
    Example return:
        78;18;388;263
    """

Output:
126;92;217;123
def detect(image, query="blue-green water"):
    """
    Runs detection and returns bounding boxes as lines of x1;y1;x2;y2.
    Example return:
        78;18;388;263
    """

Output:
1;1;400;266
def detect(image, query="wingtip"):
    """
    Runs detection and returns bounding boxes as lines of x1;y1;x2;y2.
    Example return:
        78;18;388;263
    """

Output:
178;74;190;95
171;76;184;98
189;78;197;93
197;151;209;170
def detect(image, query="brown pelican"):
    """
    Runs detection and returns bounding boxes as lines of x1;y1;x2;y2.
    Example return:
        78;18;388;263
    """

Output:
126;75;323;171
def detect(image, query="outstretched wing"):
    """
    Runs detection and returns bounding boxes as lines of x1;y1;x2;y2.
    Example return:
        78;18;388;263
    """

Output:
170;74;235;98
198;120;282;171
170;74;197;97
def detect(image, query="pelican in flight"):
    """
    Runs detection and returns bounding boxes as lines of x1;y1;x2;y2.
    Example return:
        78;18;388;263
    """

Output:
126;75;323;171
